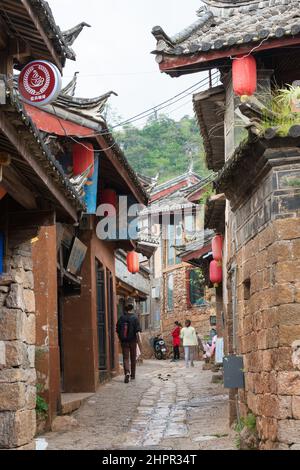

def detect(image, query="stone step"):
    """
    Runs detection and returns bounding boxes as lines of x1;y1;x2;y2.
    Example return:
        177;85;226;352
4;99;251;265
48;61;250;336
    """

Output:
61;393;94;415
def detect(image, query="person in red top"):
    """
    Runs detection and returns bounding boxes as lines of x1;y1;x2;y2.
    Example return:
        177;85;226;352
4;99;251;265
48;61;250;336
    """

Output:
171;321;181;362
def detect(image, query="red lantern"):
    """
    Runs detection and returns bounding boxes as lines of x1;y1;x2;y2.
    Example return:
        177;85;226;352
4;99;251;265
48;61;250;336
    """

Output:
232;55;257;96
210;260;222;286
212;235;223;262
100;189;117;208
127;251;140;274
0;185;7;201
73;143;94;177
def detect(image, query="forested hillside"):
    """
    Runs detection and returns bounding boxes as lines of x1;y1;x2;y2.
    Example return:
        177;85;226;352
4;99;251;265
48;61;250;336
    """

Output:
114;115;209;183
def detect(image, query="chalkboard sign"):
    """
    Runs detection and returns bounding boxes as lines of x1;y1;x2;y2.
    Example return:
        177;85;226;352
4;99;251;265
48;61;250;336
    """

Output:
223;355;245;389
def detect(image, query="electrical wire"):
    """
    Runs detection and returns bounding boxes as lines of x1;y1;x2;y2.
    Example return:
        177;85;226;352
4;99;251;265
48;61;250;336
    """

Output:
111;71;219;129
50;105;117;153
49;71;220;152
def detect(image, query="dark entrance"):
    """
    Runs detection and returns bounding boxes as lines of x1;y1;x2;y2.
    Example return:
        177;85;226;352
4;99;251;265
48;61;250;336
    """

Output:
96;261;107;371
107;269;115;371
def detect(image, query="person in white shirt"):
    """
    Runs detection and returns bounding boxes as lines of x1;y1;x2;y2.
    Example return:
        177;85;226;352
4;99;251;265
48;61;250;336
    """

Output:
180;320;198;368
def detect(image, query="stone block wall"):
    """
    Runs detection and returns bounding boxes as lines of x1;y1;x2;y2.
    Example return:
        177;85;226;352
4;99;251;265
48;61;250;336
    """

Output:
161;265;213;352
0;242;36;449
234;219;300;449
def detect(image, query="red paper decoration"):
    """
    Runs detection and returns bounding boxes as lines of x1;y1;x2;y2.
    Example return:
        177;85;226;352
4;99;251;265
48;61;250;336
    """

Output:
210;260;223;286
101;189;117;208
127;251;140;274
212;235;223;262
232;55;257;96
73;143;94;178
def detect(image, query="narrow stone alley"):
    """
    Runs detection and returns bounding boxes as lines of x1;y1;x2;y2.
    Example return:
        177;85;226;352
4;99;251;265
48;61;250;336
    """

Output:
42;361;235;450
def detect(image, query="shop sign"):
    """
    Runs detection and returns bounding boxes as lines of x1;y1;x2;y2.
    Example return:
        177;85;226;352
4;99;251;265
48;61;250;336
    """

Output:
18;60;62;107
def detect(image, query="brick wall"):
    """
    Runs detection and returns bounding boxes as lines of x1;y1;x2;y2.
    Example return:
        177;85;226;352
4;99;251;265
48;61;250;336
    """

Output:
161;265;213;352
0;241;36;449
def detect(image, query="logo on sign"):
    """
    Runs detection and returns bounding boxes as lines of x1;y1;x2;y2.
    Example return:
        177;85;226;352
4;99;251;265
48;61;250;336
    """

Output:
18;60;62;107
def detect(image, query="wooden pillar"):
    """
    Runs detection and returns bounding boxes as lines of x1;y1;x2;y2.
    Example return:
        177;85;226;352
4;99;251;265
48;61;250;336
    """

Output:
32;224;61;431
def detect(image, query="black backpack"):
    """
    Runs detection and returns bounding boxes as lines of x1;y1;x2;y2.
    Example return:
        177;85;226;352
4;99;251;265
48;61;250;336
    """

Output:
118;315;136;343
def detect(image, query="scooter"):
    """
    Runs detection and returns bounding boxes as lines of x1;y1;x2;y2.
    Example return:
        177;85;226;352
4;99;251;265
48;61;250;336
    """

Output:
151;335;168;360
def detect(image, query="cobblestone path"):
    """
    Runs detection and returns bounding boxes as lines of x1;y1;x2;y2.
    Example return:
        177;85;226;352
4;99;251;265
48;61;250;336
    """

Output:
43;360;236;450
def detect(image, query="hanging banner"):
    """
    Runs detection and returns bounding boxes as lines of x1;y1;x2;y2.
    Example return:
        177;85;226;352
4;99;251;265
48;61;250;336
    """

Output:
84;154;99;214
18;60;62;107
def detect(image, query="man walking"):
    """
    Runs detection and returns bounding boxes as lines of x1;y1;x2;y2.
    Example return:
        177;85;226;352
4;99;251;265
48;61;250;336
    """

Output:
116;302;142;384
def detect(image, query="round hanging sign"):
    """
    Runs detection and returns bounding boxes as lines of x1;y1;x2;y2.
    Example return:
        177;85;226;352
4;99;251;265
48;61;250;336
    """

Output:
18;60;62;107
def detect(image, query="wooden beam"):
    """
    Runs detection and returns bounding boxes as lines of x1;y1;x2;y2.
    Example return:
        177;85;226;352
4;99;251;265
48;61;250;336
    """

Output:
0;52;13;77
2;165;37;209
20;0;63;71
9;38;32;62
8;227;39;247
0;18;8;50
159;37;300;74
0;110;78;221
7;209;56;229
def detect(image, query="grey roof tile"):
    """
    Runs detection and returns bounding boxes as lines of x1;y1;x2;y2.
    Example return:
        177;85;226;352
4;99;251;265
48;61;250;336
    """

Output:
152;0;300;57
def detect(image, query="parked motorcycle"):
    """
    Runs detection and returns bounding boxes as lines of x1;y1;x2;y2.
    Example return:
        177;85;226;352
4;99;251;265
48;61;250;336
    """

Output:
150;335;168;360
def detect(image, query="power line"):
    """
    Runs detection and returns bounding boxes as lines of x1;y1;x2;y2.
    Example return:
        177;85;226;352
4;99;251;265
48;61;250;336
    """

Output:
49;70;220;152
111;71;219;129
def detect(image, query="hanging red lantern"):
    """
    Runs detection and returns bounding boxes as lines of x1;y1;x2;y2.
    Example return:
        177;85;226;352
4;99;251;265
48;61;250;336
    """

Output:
0;185;7;201
212;235;223;262
100;189;117;217
210;260;222;286
72;142;94;177
127;251;140;274
100;189;117;208
232;55;257;96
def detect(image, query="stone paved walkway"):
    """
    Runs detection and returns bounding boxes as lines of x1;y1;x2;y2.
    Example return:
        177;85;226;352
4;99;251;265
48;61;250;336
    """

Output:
43;360;236;450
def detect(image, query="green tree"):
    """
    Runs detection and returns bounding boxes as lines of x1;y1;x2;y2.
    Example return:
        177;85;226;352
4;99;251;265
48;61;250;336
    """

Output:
114;114;209;182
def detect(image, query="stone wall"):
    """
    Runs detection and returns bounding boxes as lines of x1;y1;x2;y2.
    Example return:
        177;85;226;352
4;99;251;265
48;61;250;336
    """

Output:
0;241;36;449
232;218;300;450
161;265;213;354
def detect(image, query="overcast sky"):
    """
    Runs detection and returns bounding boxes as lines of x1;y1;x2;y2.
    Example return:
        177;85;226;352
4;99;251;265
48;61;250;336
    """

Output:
49;0;206;125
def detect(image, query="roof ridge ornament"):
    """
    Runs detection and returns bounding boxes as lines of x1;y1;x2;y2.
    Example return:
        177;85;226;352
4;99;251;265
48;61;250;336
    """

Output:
62;22;91;46
61;71;79;97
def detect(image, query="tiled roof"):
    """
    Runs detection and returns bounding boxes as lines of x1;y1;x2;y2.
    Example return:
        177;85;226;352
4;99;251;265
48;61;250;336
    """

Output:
205;194;226;234
18;75;149;205
193;86;225;172
0;1;91;68
151;172;202;198
147;192;195;215
3;89;84;212
152;0;300;57
177;229;215;258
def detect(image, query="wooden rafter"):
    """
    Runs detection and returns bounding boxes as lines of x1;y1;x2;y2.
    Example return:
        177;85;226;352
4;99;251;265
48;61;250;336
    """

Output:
0;109;78;221
20;0;63;71
159;37;300;74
